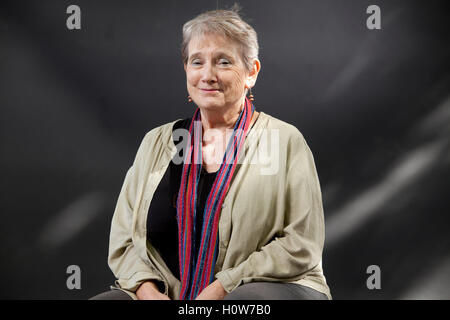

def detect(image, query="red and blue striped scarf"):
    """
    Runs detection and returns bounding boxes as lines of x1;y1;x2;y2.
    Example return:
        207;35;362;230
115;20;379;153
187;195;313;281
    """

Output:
176;97;255;300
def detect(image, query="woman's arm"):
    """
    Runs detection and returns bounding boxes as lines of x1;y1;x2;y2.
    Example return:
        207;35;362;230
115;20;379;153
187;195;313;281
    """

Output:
195;280;227;300
108;131;169;297
136;280;171;300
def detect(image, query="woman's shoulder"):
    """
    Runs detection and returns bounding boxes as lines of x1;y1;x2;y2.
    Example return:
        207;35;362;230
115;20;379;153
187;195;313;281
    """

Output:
259;112;316;170
138;117;192;149
259;111;306;142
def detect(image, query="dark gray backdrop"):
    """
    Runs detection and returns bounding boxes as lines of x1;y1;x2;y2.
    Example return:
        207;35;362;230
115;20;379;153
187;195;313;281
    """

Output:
1;0;449;299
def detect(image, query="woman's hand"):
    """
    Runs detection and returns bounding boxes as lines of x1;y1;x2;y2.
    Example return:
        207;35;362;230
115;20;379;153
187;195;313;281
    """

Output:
195;280;227;300
136;280;171;300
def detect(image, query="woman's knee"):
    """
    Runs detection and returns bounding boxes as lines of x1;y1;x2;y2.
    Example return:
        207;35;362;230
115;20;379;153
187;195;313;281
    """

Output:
89;289;133;300
224;282;284;300
224;282;328;300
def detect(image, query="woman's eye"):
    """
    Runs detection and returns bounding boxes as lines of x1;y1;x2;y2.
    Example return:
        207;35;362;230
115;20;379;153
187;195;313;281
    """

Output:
219;59;230;65
191;59;201;65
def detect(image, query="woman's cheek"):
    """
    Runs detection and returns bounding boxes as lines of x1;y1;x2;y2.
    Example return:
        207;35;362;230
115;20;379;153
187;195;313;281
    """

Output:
232;69;246;91
232;77;245;96
187;73;198;87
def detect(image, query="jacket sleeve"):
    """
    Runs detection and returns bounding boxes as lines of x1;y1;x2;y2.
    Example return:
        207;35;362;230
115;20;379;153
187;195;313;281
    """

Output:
107;131;167;294
215;131;325;292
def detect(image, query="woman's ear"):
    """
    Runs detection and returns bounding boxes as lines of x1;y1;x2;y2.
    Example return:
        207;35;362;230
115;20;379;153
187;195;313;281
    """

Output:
246;58;261;88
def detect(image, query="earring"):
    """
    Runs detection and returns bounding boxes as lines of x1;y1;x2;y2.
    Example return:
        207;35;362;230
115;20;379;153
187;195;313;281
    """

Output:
248;88;254;101
187;95;192;102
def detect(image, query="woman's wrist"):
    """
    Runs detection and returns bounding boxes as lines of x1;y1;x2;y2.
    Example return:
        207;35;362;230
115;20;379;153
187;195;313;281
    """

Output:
137;280;160;294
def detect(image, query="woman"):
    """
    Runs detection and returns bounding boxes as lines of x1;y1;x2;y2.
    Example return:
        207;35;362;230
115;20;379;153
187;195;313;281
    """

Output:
91;8;331;300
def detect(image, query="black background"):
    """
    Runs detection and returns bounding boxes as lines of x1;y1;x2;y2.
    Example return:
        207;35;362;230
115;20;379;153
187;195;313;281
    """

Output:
0;0;449;299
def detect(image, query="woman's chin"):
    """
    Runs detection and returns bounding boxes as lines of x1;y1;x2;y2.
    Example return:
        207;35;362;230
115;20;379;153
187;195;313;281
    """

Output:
196;99;225;110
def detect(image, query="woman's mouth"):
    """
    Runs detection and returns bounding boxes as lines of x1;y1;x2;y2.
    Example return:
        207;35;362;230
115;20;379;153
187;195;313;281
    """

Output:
200;88;220;92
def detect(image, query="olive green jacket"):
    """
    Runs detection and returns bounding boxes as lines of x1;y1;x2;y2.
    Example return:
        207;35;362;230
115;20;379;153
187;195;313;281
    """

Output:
108;111;331;300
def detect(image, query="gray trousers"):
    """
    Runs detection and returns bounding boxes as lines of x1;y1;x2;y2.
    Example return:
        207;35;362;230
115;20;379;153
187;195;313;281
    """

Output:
90;282;328;300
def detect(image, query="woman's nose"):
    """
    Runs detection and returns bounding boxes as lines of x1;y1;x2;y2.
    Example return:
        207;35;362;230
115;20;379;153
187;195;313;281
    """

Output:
201;63;217;83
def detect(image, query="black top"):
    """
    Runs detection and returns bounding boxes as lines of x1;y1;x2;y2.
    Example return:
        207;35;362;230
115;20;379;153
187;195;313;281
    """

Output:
146;118;218;279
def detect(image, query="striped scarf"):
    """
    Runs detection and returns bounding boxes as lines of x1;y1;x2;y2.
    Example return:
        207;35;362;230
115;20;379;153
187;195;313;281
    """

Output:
176;97;255;300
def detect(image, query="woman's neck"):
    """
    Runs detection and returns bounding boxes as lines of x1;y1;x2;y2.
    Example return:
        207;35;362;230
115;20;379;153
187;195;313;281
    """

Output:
199;102;243;133
198;97;259;145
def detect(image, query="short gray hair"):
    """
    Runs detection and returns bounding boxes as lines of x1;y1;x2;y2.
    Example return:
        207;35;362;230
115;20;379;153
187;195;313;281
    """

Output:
181;6;259;72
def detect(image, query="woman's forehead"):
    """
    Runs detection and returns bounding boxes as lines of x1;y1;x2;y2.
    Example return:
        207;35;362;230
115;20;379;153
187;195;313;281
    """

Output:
188;33;239;56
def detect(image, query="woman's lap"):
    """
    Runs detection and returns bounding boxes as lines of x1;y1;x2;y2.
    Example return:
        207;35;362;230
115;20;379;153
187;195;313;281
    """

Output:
90;282;328;300
224;282;328;300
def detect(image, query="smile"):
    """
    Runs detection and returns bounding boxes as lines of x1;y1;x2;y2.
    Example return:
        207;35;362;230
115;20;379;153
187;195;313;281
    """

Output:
200;88;220;92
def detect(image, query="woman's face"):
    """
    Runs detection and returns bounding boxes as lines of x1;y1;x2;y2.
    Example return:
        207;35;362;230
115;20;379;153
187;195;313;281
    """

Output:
184;33;252;111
